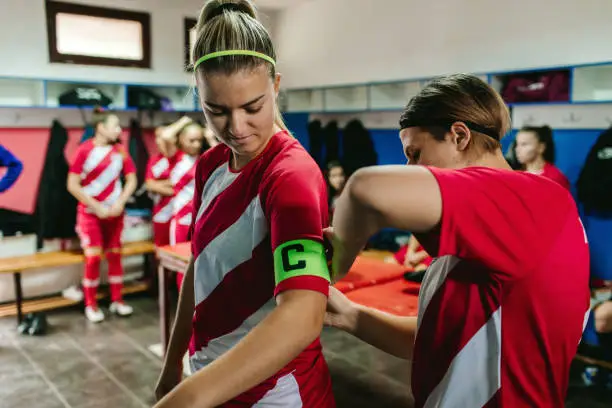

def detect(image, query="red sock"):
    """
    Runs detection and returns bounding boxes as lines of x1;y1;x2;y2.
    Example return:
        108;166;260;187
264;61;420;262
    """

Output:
106;251;123;303
83;255;101;307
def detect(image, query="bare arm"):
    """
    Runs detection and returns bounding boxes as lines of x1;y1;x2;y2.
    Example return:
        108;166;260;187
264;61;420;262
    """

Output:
406;235;429;266
145;178;174;197
118;173;137;206
66;173;104;211
163;257;195;370
331;165;442;279
154;289;327;408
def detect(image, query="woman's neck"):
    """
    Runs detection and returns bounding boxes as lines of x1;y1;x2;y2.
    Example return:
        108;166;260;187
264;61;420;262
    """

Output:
525;157;546;173
231;126;282;171
466;149;512;170
93;134;108;146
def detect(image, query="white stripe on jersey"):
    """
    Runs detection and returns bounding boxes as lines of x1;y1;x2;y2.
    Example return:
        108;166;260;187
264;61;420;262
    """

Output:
173;180;195;216
82;153;123;198
171;155;195;185
196;163;239;224
423;307;502;408
193;195;268;306
151;157;170;178
82;145;112;176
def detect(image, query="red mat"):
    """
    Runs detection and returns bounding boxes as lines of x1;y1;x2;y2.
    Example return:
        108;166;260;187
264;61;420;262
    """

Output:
333;256;410;293
346;278;421;317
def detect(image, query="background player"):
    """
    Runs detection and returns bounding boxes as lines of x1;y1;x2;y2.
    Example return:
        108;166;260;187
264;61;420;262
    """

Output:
154;1;335;407
67;109;137;323
324;74;590;407
145;116;194;249
514;125;571;190
157;118;205;289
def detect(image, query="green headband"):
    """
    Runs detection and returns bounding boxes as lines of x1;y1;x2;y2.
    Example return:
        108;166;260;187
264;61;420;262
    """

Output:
193;50;276;71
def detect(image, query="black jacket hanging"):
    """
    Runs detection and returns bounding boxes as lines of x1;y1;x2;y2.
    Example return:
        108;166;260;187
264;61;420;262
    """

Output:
33;120;77;247
127;118;152;210
323;121;340;165
307;120;324;168
342;119;378;177
577;127;612;213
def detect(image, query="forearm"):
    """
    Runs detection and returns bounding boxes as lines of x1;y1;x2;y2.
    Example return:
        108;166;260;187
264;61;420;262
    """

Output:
164;259;195;365
412;251;429;265
161;117;192;143
331;179;383;280
157;291;326;408
146;179;173;196
67;178;100;209
117;175;137;206
351;305;417;360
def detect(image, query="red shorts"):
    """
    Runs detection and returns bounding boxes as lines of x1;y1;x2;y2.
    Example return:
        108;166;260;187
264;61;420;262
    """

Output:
76;211;124;250
153;221;171;247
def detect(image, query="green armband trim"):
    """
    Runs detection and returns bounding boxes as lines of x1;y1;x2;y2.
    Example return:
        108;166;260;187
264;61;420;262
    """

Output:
273;239;331;286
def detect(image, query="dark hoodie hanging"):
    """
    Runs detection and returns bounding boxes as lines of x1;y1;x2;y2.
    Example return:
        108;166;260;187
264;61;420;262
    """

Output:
307;119;324;168
342;119;377;177
33;120;77;248
126;118;152;210
323;120;340;165
577;126;612;213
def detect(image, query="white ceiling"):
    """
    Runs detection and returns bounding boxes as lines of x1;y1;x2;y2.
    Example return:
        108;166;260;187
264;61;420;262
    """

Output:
254;0;311;10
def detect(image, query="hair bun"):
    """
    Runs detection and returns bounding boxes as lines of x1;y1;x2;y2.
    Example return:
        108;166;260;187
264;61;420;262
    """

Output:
201;0;257;24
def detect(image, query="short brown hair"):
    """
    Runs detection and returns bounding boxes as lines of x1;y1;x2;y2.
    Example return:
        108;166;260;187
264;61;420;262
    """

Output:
192;0;286;130
399;74;511;152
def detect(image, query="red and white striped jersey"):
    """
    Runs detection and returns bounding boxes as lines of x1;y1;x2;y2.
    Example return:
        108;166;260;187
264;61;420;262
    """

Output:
69;139;136;214
145;153;173;224
413;167;590;408
188;131;335;407
170;151;197;227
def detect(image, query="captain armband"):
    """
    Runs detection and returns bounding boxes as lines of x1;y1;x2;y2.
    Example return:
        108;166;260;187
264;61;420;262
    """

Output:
273;239;331;286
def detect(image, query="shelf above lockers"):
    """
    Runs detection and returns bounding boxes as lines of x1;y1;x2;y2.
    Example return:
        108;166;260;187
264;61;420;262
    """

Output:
511;103;612;129
572;64;612;103
0;78;45;108
282;89;324;113
368;81;421;110
324;85;368;112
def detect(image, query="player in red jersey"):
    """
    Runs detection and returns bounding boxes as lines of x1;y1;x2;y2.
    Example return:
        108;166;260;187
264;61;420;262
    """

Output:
324;74;590;407
157;118;205;289
67;109;137;323
145;116;197;250
515;125;571;190
154;1;335;407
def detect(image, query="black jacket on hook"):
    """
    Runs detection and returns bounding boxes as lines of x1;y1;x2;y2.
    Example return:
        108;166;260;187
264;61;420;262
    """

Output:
34;120;77;247
324;121;340;165
577;127;612;213
342;119;377;177
307;120;324;168
127;118;152;210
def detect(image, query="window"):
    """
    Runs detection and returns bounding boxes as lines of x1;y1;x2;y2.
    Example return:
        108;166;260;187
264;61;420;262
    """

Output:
184;18;198;70
45;1;151;68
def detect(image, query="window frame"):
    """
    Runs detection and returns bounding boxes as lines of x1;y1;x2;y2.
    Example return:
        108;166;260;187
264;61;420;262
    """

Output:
184;17;198;71
45;1;152;69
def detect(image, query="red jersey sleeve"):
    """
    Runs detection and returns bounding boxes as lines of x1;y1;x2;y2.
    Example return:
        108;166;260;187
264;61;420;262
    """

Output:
262;160;330;297
145;155;157;180
421;167;574;280
188;153;206;244
68;143;89;175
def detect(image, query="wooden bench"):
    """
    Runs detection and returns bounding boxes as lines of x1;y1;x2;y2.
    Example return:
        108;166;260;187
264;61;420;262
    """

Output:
0;240;156;323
